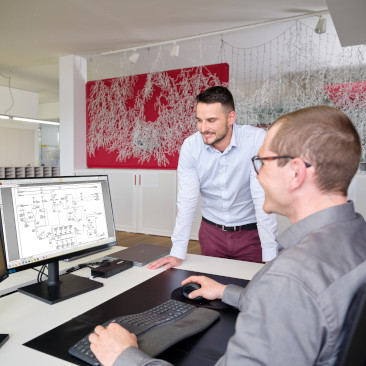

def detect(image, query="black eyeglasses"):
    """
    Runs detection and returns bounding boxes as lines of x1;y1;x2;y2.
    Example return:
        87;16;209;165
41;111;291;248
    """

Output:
251;155;312;174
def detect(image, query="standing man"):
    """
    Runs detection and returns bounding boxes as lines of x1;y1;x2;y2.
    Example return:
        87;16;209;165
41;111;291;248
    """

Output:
89;105;366;366
149;86;278;269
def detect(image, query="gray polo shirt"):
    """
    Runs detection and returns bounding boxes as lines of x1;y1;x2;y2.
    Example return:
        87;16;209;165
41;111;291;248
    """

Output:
114;202;366;366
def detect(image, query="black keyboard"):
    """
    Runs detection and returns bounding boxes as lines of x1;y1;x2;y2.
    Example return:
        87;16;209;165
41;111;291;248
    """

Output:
69;299;196;366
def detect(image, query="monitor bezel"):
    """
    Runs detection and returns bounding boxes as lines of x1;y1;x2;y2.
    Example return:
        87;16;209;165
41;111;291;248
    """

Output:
0;230;8;282
0;175;117;275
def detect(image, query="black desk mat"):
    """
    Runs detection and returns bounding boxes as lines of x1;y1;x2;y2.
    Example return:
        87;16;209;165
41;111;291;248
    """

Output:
24;268;249;365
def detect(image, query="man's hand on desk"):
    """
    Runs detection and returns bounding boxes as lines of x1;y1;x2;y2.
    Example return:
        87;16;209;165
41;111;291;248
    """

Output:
147;255;182;270
182;275;227;300
89;323;137;366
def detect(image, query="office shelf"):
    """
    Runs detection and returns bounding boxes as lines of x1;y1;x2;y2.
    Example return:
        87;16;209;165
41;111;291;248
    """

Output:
0;167;60;179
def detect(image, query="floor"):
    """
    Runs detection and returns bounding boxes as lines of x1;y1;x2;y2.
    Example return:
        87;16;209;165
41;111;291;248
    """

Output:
115;231;201;255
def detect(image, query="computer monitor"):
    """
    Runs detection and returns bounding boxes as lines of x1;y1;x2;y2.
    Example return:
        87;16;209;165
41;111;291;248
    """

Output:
0;175;117;304
0;237;9;347
0;228;8;284
0;231;9;346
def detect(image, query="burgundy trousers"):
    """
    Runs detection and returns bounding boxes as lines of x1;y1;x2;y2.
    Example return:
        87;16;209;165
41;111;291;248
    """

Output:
198;219;262;263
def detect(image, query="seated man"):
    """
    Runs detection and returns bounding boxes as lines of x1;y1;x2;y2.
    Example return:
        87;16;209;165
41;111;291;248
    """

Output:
89;105;366;366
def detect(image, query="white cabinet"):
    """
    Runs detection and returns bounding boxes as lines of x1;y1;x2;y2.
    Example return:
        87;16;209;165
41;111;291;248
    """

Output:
107;170;138;233
74;169;177;237
273;172;366;235
276;214;291;234
349;173;366;219
136;170;177;236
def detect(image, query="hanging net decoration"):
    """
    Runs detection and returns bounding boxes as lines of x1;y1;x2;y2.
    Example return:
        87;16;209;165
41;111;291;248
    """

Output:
220;20;366;154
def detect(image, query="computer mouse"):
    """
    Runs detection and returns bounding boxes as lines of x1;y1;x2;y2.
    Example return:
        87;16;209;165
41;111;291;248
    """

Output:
181;282;204;301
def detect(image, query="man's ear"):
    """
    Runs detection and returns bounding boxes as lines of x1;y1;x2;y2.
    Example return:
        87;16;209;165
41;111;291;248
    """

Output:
228;111;236;126
289;158;307;191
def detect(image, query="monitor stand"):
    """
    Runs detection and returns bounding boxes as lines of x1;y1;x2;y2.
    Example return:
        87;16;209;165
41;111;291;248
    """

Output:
17;261;103;304
0;334;9;347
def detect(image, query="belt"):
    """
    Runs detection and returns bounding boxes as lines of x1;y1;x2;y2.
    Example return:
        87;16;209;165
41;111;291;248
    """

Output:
202;217;257;232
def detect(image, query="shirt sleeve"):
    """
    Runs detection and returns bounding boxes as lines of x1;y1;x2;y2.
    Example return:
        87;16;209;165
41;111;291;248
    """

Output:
221;284;245;309
113;346;173;366
170;139;200;259
218;273;325;366
249;130;278;261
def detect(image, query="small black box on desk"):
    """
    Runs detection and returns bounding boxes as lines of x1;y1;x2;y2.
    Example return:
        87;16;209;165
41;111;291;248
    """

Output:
91;259;133;278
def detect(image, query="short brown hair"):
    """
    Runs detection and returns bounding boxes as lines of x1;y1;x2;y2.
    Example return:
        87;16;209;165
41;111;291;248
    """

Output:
196;86;235;115
269;106;361;195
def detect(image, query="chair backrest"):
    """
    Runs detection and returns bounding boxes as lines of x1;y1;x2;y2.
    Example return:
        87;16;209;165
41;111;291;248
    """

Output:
334;283;366;366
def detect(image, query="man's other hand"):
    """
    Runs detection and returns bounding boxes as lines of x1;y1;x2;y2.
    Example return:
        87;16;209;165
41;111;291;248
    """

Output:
89;323;137;366
147;255;182;270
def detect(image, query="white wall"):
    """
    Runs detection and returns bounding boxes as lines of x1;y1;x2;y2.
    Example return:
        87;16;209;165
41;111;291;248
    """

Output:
59;55;87;175
38;102;59;120
0;85;38;118
0;86;39;166
0;126;37;166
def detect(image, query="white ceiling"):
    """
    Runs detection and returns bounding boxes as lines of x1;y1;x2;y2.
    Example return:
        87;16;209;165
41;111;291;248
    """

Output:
0;0;341;105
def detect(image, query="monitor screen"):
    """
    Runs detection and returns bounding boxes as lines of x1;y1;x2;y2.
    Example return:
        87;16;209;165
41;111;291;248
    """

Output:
0;175;117;304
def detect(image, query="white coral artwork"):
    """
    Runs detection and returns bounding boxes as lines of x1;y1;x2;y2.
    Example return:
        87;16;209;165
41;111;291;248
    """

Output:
87;64;228;168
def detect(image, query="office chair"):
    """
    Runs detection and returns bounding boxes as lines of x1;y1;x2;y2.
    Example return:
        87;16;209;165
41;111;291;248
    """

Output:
334;283;366;366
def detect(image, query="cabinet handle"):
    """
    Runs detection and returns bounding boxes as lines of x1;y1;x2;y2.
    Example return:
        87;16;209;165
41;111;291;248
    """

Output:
134;175;137;186
139;174;141;186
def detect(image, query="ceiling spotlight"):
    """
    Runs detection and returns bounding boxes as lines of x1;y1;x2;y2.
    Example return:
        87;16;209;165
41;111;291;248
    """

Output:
128;50;140;64
170;43;180;57
315;16;326;34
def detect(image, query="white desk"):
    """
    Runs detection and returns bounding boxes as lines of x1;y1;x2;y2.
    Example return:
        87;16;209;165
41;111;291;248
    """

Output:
0;247;263;365
0;247;125;296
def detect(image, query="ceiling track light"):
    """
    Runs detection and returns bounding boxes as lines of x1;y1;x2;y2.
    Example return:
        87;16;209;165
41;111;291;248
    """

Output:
315;16;326;34
128;50;140;64
100;10;329;56
0;114;60;126
170;43;180;57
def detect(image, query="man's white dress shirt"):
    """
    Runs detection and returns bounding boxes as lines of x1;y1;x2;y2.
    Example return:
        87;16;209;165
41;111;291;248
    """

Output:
170;124;278;262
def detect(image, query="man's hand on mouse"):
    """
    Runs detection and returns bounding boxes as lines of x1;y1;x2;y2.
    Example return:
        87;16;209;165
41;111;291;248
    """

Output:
182;276;227;300
147;256;182;270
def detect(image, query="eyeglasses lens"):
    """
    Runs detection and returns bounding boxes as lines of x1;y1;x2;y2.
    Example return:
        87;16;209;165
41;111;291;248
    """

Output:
254;159;262;174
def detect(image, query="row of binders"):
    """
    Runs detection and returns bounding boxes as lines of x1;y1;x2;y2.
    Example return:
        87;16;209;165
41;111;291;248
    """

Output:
0;166;60;179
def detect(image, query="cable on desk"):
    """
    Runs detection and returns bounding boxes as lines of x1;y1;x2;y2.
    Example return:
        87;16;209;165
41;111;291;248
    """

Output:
31;259;109;279
32;265;48;283
39;265;47;282
64;260;106;274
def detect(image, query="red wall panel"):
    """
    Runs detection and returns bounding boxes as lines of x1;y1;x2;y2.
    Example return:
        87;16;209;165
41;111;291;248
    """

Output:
86;63;229;169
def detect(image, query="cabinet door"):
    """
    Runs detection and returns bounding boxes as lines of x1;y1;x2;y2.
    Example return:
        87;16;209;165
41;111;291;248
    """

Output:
350;173;366;219
75;169;177;237
74;169;137;232
276;214;291;234
136;170;177;236
106;170;138;232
